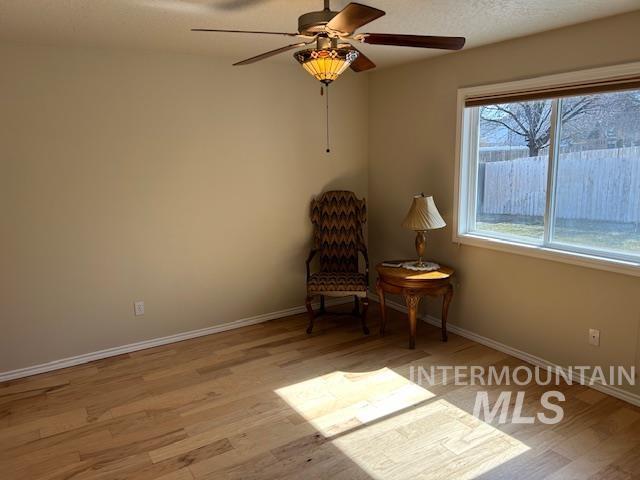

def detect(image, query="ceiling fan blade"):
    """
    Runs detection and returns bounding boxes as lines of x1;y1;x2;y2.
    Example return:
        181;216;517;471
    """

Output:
326;3;385;34
233;42;308;66
349;48;376;72
191;28;302;37
361;34;466;50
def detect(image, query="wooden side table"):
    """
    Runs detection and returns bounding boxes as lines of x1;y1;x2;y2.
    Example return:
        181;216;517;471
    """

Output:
376;261;454;349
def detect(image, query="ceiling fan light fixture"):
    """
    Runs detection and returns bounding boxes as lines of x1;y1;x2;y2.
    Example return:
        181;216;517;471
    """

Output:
294;48;359;85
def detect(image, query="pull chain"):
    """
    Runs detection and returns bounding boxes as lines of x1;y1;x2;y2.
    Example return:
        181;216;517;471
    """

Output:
325;83;330;153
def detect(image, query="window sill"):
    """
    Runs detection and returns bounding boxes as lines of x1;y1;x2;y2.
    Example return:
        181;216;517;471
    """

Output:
454;232;640;278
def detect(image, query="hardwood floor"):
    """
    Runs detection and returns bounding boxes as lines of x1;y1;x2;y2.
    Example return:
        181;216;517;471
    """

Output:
2;302;639;479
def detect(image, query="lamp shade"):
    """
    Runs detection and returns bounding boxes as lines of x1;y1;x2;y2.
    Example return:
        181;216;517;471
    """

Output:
402;194;446;231
295;48;359;85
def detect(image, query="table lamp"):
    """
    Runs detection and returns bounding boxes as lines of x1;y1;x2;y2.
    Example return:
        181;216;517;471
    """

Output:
402;194;446;269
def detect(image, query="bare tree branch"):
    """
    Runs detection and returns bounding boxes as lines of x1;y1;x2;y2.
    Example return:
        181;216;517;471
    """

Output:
480;97;599;156
480;117;527;138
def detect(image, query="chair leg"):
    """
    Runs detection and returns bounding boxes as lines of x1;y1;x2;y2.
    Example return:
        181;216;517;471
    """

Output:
305;295;315;334
352;295;360;315
361;296;370;335
319;295;326;315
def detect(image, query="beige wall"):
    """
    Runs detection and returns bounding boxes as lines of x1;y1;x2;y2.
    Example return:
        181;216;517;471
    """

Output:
368;11;640;396
0;44;368;372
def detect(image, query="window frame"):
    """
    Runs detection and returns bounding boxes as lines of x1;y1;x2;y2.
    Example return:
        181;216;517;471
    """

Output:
453;62;640;277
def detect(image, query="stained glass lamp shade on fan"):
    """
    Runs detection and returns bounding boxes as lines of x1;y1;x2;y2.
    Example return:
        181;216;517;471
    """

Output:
295;47;359;85
401;194;446;271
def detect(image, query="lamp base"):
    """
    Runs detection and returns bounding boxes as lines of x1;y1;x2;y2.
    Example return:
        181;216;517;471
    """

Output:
408;231;439;271
401;261;440;272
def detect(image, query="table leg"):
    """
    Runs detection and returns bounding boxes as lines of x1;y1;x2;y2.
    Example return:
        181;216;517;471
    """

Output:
403;293;421;349
441;284;453;342
376;278;387;336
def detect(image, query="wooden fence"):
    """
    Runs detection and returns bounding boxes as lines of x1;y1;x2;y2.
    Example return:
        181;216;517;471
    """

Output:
479;146;640;223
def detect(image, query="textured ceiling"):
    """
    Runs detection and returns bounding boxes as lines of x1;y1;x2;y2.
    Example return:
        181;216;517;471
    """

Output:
1;0;639;69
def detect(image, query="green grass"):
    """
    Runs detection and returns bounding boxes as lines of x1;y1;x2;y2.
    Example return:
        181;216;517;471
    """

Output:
475;218;640;255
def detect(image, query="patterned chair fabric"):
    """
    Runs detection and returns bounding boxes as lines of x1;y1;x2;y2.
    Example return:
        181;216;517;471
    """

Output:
307;191;368;297
307;272;367;293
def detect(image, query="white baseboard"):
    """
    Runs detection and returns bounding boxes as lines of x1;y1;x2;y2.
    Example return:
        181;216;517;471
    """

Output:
0;297;351;383
368;292;640;408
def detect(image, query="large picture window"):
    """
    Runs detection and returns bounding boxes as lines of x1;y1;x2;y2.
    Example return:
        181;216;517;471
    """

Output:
456;66;640;274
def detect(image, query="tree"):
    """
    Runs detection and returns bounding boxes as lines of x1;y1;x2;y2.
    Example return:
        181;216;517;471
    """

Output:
481;98;596;156
560;92;640;149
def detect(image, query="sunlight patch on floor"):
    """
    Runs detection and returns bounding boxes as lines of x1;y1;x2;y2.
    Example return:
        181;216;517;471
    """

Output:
275;368;529;479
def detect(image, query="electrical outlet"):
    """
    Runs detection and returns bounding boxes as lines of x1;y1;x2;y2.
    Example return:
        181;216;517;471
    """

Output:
134;301;145;316
589;328;600;346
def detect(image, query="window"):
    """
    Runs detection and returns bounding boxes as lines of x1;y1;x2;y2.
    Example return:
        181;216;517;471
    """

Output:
456;65;640;274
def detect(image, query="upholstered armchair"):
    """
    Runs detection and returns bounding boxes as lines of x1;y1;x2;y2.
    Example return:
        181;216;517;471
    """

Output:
305;190;369;335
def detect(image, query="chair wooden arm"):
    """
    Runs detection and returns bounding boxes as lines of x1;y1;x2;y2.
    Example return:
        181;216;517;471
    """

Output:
305;249;318;281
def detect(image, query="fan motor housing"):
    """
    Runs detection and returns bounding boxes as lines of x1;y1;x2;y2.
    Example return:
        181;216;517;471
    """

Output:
298;9;338;35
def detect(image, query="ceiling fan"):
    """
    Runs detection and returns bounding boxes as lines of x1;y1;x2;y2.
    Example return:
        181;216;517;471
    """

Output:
192;0;466;84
